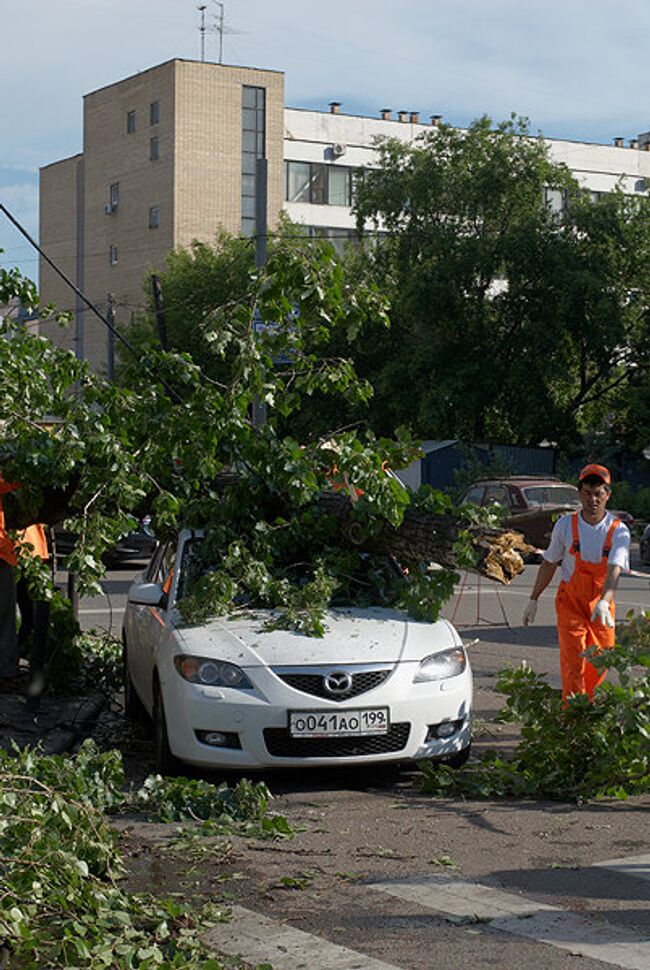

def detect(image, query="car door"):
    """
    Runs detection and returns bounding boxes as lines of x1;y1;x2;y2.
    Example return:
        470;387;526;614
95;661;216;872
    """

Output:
127;543;173;709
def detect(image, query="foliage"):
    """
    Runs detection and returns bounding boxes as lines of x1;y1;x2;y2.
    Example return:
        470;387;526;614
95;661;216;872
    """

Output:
610;481;650;523
117;232;255;386
4;246;480;630
420;614;650;802
0;741;290;968
449;445;515;501
353;115;650;448
133;774;293;838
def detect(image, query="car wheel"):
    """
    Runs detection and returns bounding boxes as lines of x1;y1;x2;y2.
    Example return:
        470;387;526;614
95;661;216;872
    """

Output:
153;679;180;776
441;742;472;770
123;640;148;723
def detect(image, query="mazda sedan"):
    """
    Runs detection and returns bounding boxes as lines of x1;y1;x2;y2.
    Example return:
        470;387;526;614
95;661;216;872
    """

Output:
122;530;473;774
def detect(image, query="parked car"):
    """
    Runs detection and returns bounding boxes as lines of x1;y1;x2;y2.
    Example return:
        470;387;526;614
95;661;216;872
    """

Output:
53;516;156;567
122;530;473;774
461;476;633;550
640;523;650;565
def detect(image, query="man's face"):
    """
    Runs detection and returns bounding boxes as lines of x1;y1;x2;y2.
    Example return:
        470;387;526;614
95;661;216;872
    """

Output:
579;481;610;521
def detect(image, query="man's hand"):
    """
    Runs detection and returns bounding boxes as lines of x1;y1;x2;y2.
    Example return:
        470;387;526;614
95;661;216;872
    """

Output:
523;599;538;626
591;599;614;628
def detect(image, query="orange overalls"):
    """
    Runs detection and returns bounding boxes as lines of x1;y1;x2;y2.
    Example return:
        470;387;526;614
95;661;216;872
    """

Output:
555;512;620;701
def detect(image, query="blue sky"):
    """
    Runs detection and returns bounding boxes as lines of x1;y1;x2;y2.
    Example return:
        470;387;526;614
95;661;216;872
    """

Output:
2;0;649;283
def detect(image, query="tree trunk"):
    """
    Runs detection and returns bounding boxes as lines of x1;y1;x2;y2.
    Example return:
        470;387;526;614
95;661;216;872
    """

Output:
316;492;531;584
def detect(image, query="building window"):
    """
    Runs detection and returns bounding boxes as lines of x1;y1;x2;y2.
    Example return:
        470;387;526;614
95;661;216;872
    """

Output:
149;205;159;229
150;100;160;125
109;245;118;265
307;226;357;255
241;85;266;237
543;186;566;219
285;162;352;206
105;182;119;214
286;161;310;203
150;136;159;161
126;110;136;134
328;166;351;206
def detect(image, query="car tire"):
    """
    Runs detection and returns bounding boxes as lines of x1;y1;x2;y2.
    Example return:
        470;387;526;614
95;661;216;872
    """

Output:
153;679;180;776
123;640;148;723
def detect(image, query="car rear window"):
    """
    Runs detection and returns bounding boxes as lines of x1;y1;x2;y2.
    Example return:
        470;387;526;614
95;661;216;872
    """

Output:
522;485;580;507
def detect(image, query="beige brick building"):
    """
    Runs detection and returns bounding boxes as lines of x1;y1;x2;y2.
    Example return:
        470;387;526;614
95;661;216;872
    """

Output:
40;57;650;373
39;59;284;370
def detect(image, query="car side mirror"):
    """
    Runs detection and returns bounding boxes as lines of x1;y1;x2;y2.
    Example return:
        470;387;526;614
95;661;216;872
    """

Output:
128;582;165;607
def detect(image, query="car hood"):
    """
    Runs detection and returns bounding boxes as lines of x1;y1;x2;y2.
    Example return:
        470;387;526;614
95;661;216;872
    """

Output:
173;607;461;667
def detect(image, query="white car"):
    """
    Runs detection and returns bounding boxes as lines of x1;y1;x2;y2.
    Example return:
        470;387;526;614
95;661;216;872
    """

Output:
122;530;473;774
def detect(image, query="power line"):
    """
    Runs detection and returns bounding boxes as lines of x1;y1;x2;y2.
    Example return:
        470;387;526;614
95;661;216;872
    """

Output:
0;202;182;402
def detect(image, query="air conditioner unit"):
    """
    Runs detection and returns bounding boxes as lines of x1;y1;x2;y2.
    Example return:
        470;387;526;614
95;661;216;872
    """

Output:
104;203;115;215
331;143;347;158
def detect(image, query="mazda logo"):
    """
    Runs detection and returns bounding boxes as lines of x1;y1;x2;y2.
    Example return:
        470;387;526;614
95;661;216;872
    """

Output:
324;671;353;695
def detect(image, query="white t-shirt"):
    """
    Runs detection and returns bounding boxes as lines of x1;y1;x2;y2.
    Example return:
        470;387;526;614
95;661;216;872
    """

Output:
543;511;630;584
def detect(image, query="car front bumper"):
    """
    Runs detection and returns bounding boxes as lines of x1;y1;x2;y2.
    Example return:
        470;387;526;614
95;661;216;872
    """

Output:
158;661;473;769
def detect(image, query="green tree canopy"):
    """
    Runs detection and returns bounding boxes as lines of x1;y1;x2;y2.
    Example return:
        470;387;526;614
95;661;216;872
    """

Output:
353;115;650;449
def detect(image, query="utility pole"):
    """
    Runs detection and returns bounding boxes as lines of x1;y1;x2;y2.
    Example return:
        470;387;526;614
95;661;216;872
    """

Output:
106;292;116;381
252;157;269;427
151;275;168;350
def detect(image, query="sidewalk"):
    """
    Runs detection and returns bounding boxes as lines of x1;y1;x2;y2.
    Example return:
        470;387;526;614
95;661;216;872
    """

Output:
0;688;106;755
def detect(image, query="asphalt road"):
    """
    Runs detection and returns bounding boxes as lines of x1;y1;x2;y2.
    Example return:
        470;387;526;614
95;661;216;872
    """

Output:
78;553;650;970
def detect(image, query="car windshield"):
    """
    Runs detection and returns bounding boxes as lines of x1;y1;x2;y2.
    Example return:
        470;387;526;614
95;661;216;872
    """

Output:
176;536;405;609
522;485;580;507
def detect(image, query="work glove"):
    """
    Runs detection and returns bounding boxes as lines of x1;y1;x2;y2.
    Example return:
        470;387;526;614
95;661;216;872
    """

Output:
591;599;614;628
522;599;538;626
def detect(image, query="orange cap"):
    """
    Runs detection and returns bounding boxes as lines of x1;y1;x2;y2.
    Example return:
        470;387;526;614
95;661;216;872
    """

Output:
578;463;611;485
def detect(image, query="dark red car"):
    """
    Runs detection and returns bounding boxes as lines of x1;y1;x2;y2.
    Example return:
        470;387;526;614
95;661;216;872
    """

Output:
461;476;633;551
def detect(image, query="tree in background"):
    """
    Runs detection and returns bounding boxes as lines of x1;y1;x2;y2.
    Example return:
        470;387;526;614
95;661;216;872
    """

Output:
353;115;650;450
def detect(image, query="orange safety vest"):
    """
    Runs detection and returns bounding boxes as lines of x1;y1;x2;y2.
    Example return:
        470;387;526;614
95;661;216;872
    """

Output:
16;524;49;560
555;511;620;701
0;479;19;567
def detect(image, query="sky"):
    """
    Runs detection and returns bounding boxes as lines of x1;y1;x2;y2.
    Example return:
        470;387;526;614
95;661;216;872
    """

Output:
2;0;649;282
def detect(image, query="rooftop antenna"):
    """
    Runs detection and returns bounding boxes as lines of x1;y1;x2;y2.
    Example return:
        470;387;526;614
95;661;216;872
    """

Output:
198;4;207;62
213;1;225;63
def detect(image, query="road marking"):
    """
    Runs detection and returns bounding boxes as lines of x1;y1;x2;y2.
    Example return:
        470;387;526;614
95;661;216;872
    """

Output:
202;903;401;970
368;874;650;970
78;608;121;615
594;854;650;884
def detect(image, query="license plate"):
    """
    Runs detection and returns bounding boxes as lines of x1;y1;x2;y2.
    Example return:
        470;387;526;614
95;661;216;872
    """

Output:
289;708;389;738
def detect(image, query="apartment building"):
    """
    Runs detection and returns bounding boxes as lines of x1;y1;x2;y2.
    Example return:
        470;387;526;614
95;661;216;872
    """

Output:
39;58;650;372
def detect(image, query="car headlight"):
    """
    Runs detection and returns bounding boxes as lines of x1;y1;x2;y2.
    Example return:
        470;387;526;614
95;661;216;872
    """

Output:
413;646;467;683
173;655;253;689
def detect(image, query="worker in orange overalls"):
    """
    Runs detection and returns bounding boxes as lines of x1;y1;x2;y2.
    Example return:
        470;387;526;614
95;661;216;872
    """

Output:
522;464;630;701
16;524;51;704
0;476;21;692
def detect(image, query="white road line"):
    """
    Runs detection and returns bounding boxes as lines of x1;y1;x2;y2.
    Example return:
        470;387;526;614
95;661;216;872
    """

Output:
202;903;401;970
368;874;650;970
594;855;650;884
78;608;121;615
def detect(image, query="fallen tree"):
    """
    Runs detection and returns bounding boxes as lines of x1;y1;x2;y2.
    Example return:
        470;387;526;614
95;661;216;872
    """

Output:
1;243;528;630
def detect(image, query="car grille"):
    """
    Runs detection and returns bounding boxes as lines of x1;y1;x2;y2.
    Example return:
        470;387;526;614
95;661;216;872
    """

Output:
263;722;410;758
277;669;391;701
